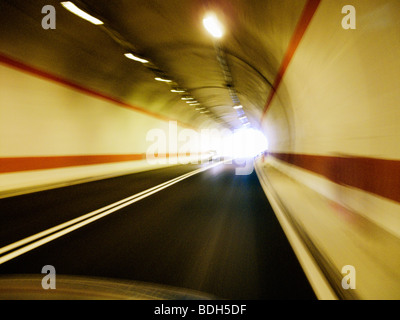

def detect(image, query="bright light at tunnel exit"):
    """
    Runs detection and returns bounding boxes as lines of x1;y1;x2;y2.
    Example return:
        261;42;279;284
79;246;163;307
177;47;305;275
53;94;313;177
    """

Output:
219;128;269;158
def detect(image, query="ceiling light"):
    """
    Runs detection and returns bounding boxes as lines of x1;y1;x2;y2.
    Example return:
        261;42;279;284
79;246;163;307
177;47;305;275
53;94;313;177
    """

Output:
190;103;201;106
239;116;247;121
181;97;194;101
233;105;243;110
155;77;172;83
203;13;224;38
61;2;104;25
186;100;198;104
171;89;186;93
124;53;149;64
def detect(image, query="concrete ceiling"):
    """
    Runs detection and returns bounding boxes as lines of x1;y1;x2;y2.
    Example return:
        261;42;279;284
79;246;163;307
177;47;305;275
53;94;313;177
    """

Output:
0;0;307;131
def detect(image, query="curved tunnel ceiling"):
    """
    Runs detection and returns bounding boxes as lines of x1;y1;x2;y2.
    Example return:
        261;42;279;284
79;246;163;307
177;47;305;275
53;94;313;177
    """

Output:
0;0;307;131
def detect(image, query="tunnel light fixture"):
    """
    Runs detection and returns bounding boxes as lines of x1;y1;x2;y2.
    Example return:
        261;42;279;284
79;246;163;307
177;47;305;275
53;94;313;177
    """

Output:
171;89;186;93
203;13;224;38
239;116;247;121
186;100;198;104
233;105;243;110
155;77;172;83
124;53;149;64
61;2;104;25
190;103;201;106
181;97;194;101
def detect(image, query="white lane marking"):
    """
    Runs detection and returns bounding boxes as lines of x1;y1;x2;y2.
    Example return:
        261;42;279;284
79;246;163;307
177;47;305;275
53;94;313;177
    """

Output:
0;161;227;265
0;167;203;256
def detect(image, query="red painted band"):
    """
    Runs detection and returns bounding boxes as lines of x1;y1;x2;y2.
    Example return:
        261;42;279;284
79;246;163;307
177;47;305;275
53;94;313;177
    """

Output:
269;152;400;204
0;153;208;174
0;155;146;174
261;0;321;120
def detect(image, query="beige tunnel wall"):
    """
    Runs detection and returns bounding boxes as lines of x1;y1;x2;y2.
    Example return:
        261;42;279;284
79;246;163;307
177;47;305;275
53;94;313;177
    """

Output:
258;0;400;298
0;62;205;195
262;0;400;212
263;0;400;157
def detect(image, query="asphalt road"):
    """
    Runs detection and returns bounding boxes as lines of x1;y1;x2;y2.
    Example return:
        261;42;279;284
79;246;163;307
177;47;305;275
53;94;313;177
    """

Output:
0;161;316;299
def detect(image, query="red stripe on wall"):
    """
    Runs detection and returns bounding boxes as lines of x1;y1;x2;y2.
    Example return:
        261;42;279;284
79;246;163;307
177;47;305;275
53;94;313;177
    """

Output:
0;53;195;130
0;155;146;174
0;153;208;174
261;0;321;120
269;152;400;204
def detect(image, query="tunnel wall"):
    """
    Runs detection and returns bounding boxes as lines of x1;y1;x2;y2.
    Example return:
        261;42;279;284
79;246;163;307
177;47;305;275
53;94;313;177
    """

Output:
0;57;202;195
261;0;400;237
257;0;400;298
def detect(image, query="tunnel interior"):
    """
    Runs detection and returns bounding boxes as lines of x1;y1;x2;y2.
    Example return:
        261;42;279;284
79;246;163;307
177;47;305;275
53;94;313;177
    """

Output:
0;0;400;300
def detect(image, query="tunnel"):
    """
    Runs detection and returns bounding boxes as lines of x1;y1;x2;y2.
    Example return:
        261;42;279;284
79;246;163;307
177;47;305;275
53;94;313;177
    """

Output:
0;0;399;301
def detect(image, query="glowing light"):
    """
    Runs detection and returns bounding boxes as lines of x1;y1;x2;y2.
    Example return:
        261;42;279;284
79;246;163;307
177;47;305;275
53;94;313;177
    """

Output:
171;89;186;93
233;105;243;110
155;77;172;83
61;2;104;25
203;13;224;38
124;53;149;64
220;129;268;158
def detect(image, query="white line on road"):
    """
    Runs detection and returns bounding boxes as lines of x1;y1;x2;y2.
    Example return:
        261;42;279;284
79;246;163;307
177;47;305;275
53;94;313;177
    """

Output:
0;161;228;265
